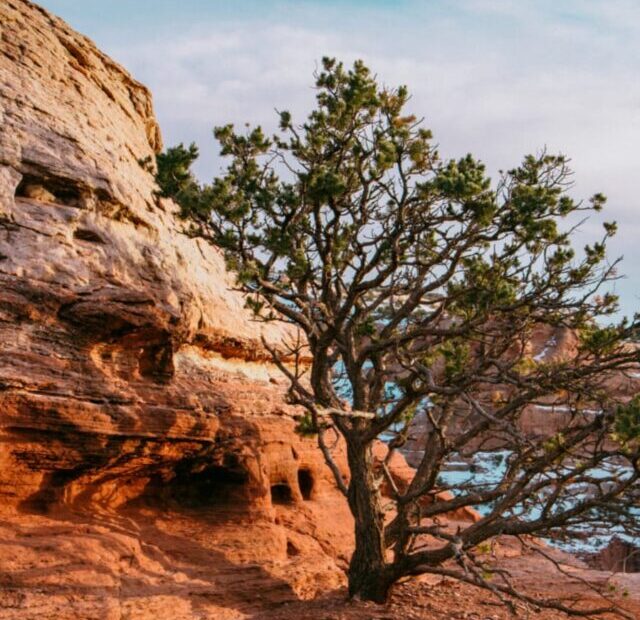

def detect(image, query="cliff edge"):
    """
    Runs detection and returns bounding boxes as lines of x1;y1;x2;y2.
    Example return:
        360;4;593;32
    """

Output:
0;2;355;617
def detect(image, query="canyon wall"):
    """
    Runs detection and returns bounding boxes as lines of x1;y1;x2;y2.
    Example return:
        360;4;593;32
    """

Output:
0;2;358;616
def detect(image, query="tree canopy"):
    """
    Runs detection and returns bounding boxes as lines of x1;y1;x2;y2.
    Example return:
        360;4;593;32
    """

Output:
155;58;640;615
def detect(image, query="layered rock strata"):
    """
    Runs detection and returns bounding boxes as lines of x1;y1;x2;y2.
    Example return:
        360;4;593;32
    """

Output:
0;2;359;615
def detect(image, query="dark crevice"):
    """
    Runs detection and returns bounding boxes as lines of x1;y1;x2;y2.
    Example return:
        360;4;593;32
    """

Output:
74;228;105;243
138;341;174;383
141;457;249;509
57;300;136;339
271;483;293;505
15;173;85;207
298;469;314;501
59;37;91;70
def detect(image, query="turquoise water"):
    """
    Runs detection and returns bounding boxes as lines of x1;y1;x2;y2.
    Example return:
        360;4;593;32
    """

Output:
436;450;637;552
330;365;637;552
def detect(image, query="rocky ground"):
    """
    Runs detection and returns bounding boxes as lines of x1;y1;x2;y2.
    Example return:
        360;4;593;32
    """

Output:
0;1;638;618
2;509;639;619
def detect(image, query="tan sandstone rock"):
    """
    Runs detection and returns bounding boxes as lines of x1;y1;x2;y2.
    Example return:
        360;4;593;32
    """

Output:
0;1;353;616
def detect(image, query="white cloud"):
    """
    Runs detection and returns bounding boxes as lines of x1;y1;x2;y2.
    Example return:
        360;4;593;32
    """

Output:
99;0;640;316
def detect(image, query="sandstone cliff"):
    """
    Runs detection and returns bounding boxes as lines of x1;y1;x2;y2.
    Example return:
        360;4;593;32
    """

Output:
0;1;356;616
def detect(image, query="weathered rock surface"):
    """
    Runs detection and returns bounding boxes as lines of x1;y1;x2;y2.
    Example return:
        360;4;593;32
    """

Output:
590;537;640;573
1;2;638;619
0;0;315;509
0;1;355;616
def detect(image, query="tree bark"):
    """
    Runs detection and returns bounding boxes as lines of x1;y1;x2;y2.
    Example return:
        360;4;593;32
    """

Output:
346;438;394;603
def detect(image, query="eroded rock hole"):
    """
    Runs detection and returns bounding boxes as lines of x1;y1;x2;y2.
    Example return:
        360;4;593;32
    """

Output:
74;228;105;243
16;174;84;207
286;541;300;557
138;342;174;383
167;459;249;508
297;468;314;500
271;483;293;505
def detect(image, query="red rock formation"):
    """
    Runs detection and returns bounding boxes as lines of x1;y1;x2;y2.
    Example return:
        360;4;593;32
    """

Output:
404;323;640;465
2;3;456;615
590;537;640;573
0;0;357;612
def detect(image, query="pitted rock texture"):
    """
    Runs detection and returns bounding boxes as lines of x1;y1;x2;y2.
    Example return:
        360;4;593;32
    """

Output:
0;0;294;359
0;1;355;616
0;0;313;512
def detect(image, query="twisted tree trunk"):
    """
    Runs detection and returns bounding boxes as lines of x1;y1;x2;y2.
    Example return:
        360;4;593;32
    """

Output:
346;439;395;602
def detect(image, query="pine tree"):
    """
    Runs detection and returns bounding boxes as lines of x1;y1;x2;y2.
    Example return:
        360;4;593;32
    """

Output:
156;58;640;612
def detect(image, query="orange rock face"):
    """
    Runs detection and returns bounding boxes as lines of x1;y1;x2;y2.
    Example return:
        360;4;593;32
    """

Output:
2;4;450;616
0;1;358;615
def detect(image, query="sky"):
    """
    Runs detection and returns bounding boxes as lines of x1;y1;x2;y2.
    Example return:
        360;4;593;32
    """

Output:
40;0;640;319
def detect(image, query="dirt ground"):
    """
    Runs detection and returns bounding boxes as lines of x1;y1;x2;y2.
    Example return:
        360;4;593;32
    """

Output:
1;508;638;620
